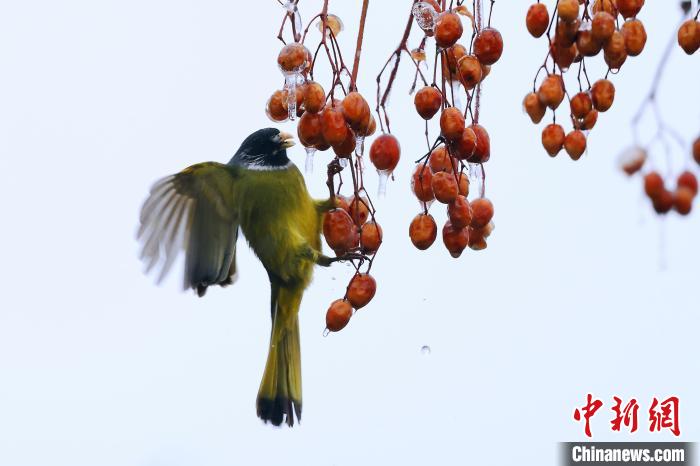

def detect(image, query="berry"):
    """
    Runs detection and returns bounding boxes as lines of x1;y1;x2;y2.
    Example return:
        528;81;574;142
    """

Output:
557;0;580;23
450;126;477;160
468;124;491;164
538;75;565;110
440;107;465;141
570;92;593;119
303;81;325;114
321;106;349;146
591;79;615;112
526;3;550;38
435;12;463;48
323;209;358;254
524;92;547;124
347;196;370;225
616;0;644;19
431;171;459;204
581;109;598;130
643;172;665;199
564;130;587;161
622;19;647;56
360;222;383;254
409;213;438;250
474;28;503;65
592;0;618;16
429;146;454;173
414;86;443;120
457;55;483;90
326;299;353;332
447;196;472;229
678;20;700;55
469;222;494;251
457;172;470;196
341;92;371;130
266;90;290;122
412;164;435;202
550;40;577;70
604;31;627;69
442;221;469;258
446;44;467;73
577;30;603;57
470;198;494;228
277;43;308;73
556;19;580;48
673;187;694;216
369;134;401;171
346;274;377;309
591;12;616;43
332;128;357;157
298;112;325;147
542;124;565;156
652;190;674;214
618;147;647;175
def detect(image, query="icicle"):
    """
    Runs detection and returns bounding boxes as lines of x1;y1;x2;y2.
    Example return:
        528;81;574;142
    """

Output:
305;147;316;174
338;158;349;169
284;73;299;121
377;169;390;197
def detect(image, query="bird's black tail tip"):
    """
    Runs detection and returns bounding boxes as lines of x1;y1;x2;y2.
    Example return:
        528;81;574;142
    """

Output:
257;396;302;427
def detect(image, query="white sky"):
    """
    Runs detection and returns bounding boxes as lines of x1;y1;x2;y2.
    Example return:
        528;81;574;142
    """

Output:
1;1;699;465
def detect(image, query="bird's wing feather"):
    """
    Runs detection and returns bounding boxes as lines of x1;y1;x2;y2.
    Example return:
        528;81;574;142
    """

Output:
138;162;240;295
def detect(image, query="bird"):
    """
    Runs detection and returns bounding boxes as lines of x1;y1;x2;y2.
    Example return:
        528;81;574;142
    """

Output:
138;127;355;427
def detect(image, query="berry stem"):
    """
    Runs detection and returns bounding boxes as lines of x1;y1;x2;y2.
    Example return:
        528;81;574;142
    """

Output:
350;0;370;92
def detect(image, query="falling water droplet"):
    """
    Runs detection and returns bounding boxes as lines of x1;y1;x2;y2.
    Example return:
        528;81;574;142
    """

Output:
421;345;431;355
305;147;316;174
322;328;330;337
377;169;390;197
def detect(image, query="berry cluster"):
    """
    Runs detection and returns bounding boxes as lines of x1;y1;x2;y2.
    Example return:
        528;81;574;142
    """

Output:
524;0;647;159
375;0;500;258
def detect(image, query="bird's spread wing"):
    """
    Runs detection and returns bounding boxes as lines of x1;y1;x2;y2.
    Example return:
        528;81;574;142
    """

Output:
138;162;240;296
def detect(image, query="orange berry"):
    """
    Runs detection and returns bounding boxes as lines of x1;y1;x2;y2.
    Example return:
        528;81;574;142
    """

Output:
323;209;358;254
643;172;665;199
446;44;467;73
538;74;565;110
653;190;674;214
550;40;578;70
581;109;598;130
523;92;546;124
618;147;647;175
468;124;491;164
440;107;465;141
591;79;615;112
346;274;377;309
412;164;435;202
435;12;463;48
326;299;353;332
570;92;593;119
442;220;469;258
277;43;308;72
622;19;647;56
303;81;325;114
616;0;644;19
360;222;383;255
564;130;587;160
429;146;454;173
604;30;627;69
673;187;694;215
677;171;698;196
431;171;459;204
332;128;357;158
592;12;616;43
297;112;325;147
474;27;503;65
592;0;617;15
457;55;483;90
470;198;494;229
542;123;566;156
526;3;550;38
369;134;401;171
556;19;580;47
577;29;603;57
266;90;289;122
678;19;700;55
321;106;349;146
450;126;477;160
409;213;438;250
457;172;470;196
347;195;370;225
414;86;443;120
557;0;580;23
341;92;370;129
447;196;472;229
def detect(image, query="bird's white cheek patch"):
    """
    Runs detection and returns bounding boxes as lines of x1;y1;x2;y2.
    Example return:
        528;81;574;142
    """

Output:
244;161;293;171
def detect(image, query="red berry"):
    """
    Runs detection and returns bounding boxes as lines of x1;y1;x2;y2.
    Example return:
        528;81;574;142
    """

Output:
678;20;700;55
409;213;438;250
321;106;349;146
442;220;469;258
346;273;377;309
429;146;454;173
523;92;546;124
468;124;491;164
564;130;587;161
323;209;358;254
447;196;472;229
457;55;483;90
557;0;580;23
591;79;615;112
622;19;647;56
542;124;565;157
570;92;593;119
326;299;353;332
297;112;325;147
616;0;644;19
644;172;665;199
440;107;465;142
450;126;477;160
677;171;698;196
431;171;459;204
360;222;383;254
414;86;443;120
303;81;325;114
538;75;565;110
526;3;550;38
470;198;494;229
474;28;503;65
673;187;694;215
341;92;370;130
369;134;401;171
411;164;435;202
435;12;463;49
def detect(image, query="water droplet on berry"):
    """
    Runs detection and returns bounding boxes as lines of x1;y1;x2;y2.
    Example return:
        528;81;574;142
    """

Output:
412;2;438;35
322;328;330;337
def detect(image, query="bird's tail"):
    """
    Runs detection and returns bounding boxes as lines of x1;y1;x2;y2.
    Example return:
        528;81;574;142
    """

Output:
257;284;303;427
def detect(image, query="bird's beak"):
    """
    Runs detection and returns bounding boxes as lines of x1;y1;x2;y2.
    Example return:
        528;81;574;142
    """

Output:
279;132;296;149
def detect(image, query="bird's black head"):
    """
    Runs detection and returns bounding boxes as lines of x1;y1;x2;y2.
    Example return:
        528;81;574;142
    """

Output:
229;128;295;169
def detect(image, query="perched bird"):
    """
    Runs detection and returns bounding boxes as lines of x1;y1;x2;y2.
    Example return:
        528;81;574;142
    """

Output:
138;128;352;427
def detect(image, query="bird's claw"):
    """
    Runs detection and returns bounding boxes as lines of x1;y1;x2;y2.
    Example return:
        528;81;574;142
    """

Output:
333;252;371;264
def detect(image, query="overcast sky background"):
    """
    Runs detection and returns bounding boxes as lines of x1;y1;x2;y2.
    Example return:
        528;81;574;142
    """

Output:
1;1;699;465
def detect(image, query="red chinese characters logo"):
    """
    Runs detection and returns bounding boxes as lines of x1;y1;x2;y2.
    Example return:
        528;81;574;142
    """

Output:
573;394;680;438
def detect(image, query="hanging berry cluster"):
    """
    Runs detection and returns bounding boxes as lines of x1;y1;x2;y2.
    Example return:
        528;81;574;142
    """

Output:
523;0;648;160
375;0;500;258
619;1;700;218
270;0;383;335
